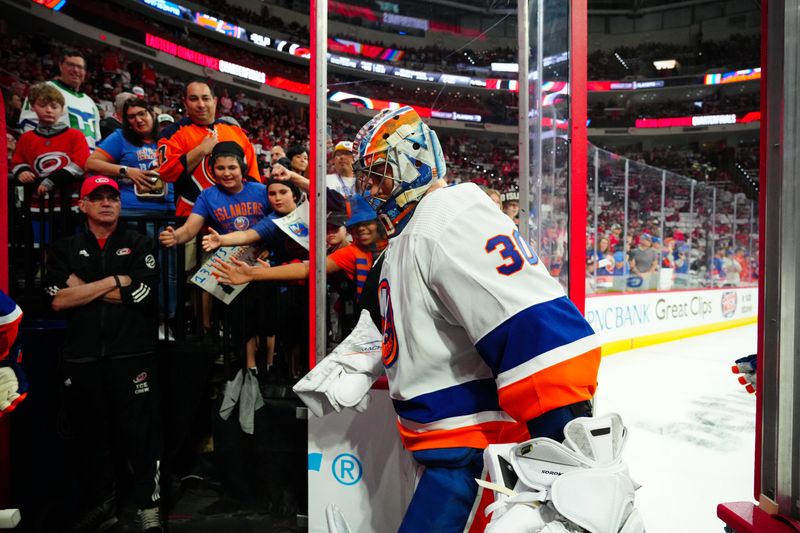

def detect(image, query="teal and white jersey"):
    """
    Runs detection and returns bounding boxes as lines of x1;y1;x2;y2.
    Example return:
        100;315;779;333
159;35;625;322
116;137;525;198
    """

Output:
19;79;101;150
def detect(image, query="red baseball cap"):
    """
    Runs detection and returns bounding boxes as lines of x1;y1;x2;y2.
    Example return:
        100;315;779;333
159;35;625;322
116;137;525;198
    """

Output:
80;176;119;198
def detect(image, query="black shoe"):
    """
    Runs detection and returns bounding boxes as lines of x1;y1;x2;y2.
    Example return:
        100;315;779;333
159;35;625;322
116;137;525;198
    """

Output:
72;499;118;533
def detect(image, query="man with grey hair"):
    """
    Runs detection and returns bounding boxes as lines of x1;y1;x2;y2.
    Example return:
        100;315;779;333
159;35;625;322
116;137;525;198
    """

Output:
100;91;135;138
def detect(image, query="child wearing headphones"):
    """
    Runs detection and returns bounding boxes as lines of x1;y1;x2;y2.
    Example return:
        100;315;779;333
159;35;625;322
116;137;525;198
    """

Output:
159;141;270;246
159;141;271;371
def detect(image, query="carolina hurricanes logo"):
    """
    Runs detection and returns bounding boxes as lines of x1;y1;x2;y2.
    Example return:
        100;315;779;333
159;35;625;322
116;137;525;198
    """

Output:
34;152;71;176
721;291;738;318
378;279;398;368
133;372;148;384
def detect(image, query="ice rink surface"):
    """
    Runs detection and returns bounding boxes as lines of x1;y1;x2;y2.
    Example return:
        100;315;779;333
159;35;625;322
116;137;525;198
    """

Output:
594;324;758;533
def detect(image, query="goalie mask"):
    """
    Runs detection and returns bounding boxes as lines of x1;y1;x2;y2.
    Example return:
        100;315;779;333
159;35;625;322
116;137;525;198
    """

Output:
352;106;446;237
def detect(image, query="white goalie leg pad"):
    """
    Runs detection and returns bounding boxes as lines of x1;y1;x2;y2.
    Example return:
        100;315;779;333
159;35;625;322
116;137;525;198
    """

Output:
562;413;628;465
480;413;644;533
482;443;519;521
549;462;641;533
483;501;552;533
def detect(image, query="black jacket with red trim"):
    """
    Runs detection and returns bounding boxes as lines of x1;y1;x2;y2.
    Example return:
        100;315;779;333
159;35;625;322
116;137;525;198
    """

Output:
44;226;159;361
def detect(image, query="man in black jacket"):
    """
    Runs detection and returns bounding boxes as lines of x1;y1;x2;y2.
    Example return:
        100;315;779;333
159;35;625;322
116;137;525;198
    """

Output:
45;176;163;533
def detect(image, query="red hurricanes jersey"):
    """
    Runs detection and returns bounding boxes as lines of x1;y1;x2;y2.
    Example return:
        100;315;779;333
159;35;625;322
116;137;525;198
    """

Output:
11;127;89;179
157;118;261;216
11;126;90;212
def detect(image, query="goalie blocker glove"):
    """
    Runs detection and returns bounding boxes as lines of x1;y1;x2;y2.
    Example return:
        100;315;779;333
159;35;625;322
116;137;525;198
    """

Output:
479;413;644;533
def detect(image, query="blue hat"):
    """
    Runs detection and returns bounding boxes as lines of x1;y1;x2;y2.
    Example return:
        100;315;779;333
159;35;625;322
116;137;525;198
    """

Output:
345;195;378;228
652;237;661;244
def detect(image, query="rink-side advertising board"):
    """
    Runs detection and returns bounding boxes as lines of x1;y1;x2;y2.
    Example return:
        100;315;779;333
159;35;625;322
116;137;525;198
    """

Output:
585;287;757;353
307;391;417;533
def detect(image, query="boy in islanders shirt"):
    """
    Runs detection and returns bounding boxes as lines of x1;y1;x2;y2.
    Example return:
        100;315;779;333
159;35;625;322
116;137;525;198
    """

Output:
159;141;270;369
209;194;386;302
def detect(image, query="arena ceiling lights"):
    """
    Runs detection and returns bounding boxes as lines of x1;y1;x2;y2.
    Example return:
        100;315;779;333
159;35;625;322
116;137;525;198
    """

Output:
653;59;679;70
136;0;760;98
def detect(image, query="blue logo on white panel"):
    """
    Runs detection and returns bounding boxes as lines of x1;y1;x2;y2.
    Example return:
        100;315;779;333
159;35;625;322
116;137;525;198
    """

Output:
308;452;323;472
332;453;363;485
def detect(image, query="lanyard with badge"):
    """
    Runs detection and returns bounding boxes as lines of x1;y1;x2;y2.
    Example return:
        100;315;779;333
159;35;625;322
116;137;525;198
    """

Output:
336;173;356;197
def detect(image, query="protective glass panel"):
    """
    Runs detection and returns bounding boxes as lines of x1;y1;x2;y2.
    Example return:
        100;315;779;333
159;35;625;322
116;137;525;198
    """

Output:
529;0;571;290
664;171;692;289
587;146;629;294
586;145;756;293
622;162;661;291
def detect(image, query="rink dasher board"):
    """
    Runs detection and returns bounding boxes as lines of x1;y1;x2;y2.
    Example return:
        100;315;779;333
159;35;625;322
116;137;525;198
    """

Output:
585;286;758;347
307;390;417;533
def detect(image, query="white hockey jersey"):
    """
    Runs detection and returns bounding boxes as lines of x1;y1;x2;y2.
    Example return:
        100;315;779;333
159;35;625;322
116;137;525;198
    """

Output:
19;79;101;150
378;183;600;451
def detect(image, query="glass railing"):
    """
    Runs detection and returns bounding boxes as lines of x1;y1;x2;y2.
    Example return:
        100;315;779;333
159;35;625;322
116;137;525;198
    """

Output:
586;145;758;294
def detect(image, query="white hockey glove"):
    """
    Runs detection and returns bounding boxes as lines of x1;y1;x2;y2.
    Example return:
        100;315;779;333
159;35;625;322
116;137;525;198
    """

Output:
479;413;644;533
293;310;383;417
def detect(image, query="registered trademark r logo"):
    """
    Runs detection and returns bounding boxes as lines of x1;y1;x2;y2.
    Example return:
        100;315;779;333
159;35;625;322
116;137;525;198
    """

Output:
332;453;363;486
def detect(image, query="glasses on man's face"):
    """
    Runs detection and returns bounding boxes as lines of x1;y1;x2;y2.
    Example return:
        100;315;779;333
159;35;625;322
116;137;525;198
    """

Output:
126;110;150;121
86;192;120;203
63;61;86;71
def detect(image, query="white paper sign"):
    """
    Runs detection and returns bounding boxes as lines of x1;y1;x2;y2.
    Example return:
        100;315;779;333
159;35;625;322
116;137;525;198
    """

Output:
273;201;310;250
190;245;258;304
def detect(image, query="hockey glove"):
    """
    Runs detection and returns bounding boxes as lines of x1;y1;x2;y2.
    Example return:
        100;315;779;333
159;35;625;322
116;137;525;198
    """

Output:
0;345;28;416
732;354;757;394
294;310;383;417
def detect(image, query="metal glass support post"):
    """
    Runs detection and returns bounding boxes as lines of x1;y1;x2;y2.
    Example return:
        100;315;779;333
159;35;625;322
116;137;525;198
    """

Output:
569;0;588;310
309;0;327;365
534;0;544;253
771;0;800;513
0;83;9;507
593;148;599;290
659;170;666;275
688;179;695;252
732;194;738;249
711;187;717;278
623;159;629;292
749;200;755;257
518;0;530;243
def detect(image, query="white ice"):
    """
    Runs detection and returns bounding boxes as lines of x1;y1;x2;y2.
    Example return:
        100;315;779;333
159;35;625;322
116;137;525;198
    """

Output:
594;324;757;533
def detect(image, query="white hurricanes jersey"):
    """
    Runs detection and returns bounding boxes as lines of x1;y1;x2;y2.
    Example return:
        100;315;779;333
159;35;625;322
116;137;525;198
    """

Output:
19;80;101;150
377;183;601;451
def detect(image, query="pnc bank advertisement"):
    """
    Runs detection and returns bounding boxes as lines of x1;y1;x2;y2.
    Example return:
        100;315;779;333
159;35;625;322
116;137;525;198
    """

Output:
584;287;757;344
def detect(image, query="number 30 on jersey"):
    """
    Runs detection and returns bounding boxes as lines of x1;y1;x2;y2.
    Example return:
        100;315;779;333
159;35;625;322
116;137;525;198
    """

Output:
485;229;539;275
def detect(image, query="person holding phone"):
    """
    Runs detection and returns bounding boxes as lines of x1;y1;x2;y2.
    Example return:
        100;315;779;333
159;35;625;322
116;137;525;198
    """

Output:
86;97;174;215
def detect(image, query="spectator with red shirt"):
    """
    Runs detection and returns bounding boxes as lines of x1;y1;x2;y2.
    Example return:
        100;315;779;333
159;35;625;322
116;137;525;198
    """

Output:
11;83;89;214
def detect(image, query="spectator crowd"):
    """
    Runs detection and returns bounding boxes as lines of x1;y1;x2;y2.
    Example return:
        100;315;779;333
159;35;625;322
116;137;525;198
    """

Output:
0;7;761;532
